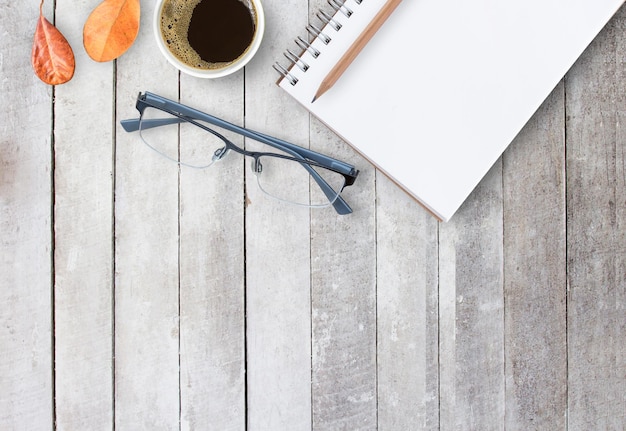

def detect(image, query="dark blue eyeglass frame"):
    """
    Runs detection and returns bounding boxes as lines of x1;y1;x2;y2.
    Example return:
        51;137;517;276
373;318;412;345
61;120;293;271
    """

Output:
120;92;359;215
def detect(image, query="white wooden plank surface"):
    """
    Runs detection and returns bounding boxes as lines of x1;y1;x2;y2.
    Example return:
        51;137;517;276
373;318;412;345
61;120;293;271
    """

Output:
308;3;378;428
503;83;567;429
244;1;313;429
376;177;439;430
178;75;246;431
1;1;625;430
309;122;377;431
0;1;54;429
53;1;114;429
114;0;181;428
566;6;626;429
439;162;505;431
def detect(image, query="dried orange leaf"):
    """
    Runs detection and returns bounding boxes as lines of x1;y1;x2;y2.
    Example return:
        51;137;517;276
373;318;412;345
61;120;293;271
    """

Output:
83;0;140;62
31;0;75;85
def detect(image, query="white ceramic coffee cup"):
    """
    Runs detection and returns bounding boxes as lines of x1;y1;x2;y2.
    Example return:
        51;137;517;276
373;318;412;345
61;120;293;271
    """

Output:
153;0;265;78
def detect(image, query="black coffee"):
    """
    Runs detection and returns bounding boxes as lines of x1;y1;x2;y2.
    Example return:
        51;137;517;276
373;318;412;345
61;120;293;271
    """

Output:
160;0;257;70
188;0;255;63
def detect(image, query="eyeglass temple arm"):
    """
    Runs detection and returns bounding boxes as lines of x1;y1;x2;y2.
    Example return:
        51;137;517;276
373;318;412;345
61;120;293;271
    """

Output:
120;117;354;215
252;130;358;182
135;91;358;176
265;146;350;213
246;132;357;212
120;118;159;132
122;117;355;176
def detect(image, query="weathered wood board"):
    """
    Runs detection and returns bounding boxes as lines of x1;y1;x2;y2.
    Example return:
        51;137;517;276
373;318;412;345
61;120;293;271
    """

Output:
0;1;623;430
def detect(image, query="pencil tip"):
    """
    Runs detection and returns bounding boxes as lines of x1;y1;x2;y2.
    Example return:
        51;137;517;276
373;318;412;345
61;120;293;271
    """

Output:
313;85;328;102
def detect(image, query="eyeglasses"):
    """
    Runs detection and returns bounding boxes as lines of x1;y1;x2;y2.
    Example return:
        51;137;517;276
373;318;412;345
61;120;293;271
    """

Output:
120;92;359;215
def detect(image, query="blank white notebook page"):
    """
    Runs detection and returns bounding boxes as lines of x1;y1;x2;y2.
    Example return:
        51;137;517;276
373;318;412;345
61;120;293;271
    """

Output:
278;0;624;221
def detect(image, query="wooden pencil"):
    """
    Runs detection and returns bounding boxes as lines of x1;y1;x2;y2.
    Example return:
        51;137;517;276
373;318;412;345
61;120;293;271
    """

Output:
312;0;403;102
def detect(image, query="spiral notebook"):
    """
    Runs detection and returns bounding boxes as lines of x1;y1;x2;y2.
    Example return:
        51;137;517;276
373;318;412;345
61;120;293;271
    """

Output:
274;0;624;221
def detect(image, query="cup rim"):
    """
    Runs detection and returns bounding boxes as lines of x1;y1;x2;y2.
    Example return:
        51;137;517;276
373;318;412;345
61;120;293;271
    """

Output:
153;0;265;78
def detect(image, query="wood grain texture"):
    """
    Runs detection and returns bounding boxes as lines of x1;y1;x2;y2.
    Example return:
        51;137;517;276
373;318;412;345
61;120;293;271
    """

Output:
309;122;377;431
178;74;246;431
503;83;567;430
244;1;313;429
0;1;54;429
376;175;439;430
439;162;505;431
114;0;181;428
306;2;378;428
2;1;626;430
52;1;114;429
566;6;626;430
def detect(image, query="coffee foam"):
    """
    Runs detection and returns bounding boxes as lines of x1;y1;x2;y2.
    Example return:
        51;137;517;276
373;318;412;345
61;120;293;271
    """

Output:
159;0;256;70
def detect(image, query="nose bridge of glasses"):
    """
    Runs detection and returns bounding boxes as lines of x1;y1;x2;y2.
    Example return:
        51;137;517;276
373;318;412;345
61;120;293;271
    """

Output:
134;92;355;214
139;94;353;177
212;146;229;161
251;156;262;173
252;151;342;203
134;106;350;197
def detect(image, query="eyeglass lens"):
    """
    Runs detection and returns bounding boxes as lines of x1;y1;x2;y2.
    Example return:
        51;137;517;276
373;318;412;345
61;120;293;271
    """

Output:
138;106;346;207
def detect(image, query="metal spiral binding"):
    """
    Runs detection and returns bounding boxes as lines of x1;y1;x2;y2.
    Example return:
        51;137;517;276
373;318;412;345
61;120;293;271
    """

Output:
273;63;298;86
295;37;320;58
317;10;342;31
284;49;309;72
306;24;331;45
328;0;353;17
273;0;358;85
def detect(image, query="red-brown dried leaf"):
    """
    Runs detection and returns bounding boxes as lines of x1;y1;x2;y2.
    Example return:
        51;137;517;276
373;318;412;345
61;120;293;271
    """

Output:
83;0;140;62
31;0;75;85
